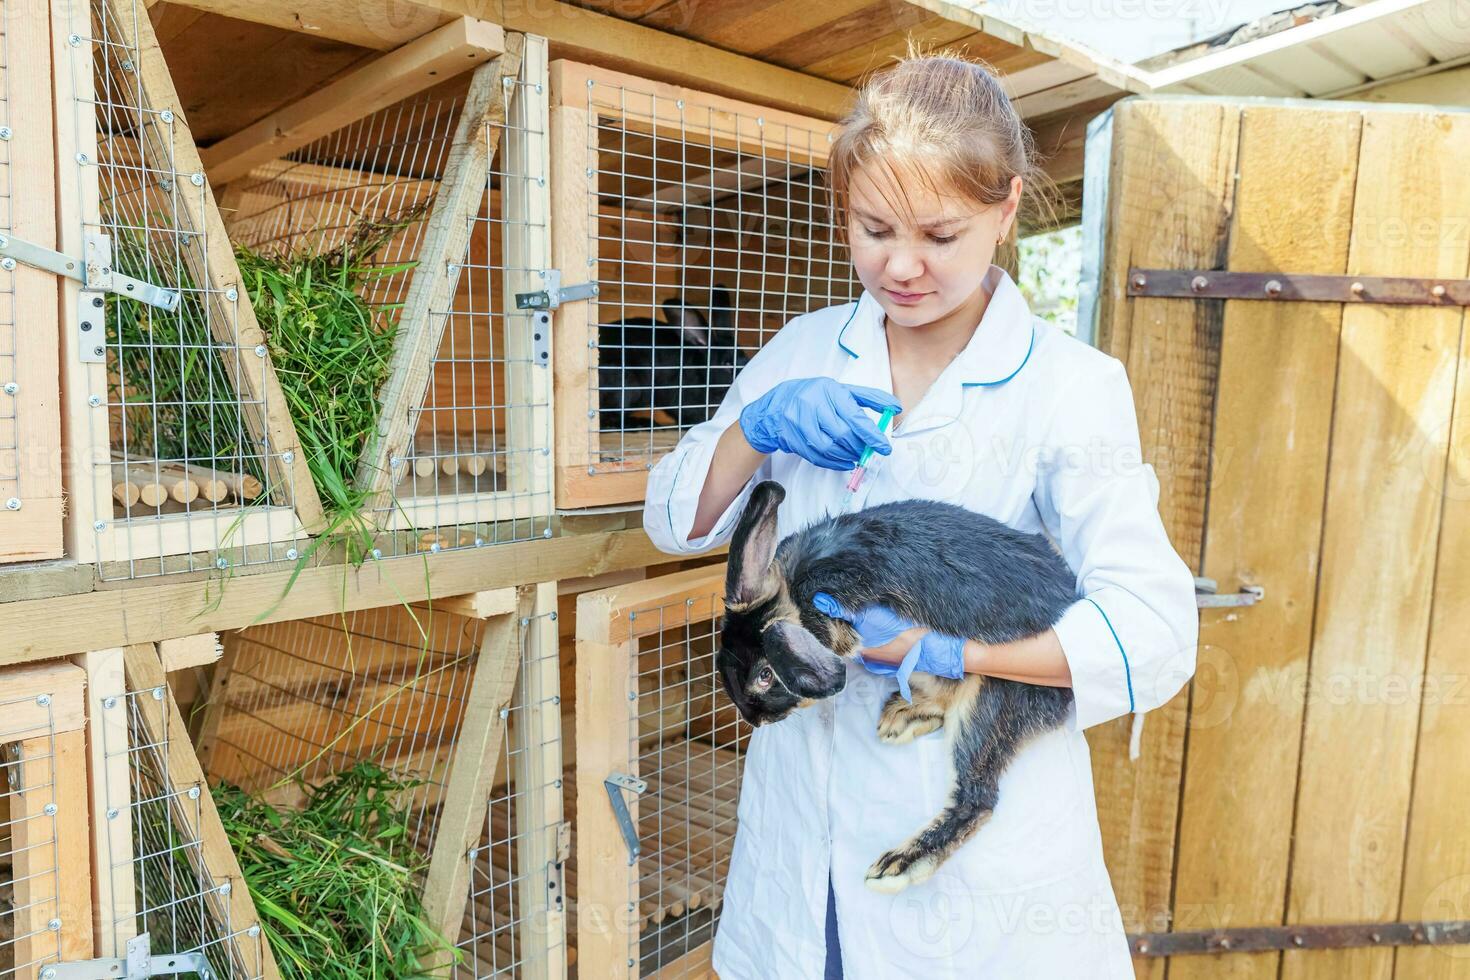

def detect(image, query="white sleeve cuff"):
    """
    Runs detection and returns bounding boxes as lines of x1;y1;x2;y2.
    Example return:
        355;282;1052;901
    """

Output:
644;428;761;554
1053;596;1135;732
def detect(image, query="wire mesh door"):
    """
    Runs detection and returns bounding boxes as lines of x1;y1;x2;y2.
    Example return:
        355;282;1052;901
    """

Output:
575;565;744;979
0;3;64;563
225;35;555;558
50;0;322;579
0;662;91;979
550;62;860;509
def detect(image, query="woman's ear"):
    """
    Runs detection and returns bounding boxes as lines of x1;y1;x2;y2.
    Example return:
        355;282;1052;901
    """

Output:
725;481;785;607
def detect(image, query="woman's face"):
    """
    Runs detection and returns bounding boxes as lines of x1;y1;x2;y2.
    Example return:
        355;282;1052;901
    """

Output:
846;161;1022;331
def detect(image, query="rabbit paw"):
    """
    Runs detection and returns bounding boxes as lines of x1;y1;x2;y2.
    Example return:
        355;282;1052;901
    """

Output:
865;841;942;894
876;693;944;744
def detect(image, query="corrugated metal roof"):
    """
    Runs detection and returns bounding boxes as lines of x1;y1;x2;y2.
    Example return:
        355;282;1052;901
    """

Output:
1145;0;1470;98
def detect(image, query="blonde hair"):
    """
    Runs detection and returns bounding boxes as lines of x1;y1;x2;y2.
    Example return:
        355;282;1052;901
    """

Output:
828;46;1050;230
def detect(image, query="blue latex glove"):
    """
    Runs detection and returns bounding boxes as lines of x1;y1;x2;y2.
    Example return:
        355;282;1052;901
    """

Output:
738;378;901;471
812;593;967;702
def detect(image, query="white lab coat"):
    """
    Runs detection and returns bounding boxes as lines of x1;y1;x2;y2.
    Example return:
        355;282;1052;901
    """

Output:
643;266;1199;979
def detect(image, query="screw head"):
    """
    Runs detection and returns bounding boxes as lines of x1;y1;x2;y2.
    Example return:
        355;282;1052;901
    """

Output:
190;172;205;187
286;548;298;560
0;257;14;272
218;881;232;896
474;537;485;547
676;99;684;109
281;450;294;464
248;925;260;938
4;497;19;511
44;803;57;816
75;153;88;165
499;707;510;719
3;382;17;395
48;917;61;931
93;346;103;357
543;527;552;538
627;691;637;701
103;697;117;710
1264;279;1283;297
1432;283;1447;299
215;557;229;569
160;109;174;123
757;116;765;126
41;968;56;980
36;694;50;707
187;785;201;799
1190;275;1209;292
106;807;119;820
0;127;10;140
1131;273;1147;289
68;32;81;45
88;394;101;406
225;287;238;301
93;520;106;532
152;686;164;700
371;548;383;560
254;344;267;357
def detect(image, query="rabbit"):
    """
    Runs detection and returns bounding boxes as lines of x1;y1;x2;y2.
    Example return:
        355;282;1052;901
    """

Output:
598;287;749;430
716;480;1077;893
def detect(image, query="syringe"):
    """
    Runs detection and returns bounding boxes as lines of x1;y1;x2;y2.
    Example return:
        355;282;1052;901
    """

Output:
842;406;898;507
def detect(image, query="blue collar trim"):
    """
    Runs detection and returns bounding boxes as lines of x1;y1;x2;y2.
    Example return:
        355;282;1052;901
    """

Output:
835;301;863;359
962;322;1036;388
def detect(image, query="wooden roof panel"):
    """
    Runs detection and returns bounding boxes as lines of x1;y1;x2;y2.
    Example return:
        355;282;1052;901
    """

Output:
755;0;941;71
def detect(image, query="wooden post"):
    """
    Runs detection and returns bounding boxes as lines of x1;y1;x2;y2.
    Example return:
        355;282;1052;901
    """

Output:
69;648;135;957
122;644;282;980
357;34;525;510
513;581;565;977
502;35;553;500
419;603;523;970
5;662;91;978
0;0;63;563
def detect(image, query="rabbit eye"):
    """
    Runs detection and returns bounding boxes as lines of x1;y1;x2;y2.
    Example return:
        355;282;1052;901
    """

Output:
753;665;776;690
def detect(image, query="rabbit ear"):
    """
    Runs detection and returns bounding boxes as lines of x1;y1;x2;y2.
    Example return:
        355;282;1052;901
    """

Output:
661;298;712;347
726;481;785;606
710;286;734;331
764;620;846;699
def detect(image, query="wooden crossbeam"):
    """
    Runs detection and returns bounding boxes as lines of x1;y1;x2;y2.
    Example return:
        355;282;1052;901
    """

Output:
201;16;505;185
356;34;524;508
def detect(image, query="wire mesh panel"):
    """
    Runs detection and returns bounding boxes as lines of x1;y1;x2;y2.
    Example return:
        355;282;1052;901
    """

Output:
575;566;744;979
51;0;323;578
0;663;90;979
449;583;567;978
550;62;860;509
74;646;274;976
0;2;64;563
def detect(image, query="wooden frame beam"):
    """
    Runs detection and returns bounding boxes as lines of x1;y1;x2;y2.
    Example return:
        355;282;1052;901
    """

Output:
201;16;505;185
0;528;679;666
151;0;855;119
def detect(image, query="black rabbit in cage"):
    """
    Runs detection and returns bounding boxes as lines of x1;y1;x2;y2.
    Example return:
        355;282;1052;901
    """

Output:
716;481;1075;892
598;286;749;431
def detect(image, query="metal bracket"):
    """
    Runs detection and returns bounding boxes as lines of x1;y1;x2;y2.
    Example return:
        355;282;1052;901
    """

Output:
530;310;551;367
0;232;180;312
1194;577;1264;609
78;291;107;363
556;820;572;863
515;268;598;311
1130;919;1470;957
1128;268;1470;307
604;772;646;865
44;932;215;979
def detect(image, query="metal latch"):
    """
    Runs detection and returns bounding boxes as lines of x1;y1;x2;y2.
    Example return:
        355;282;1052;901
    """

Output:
0;232;180;312
515;269;598;310
556;820;572;863
1194;576;1264;609
604;772;646;865
43;933;214;980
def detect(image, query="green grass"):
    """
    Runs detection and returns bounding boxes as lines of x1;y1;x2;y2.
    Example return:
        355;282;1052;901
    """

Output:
213;763;459;979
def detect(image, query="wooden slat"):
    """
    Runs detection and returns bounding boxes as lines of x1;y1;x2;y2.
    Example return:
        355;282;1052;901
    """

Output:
585;564;726;643
201;16;505;185
512;581;565;978
1169;104;1361;980
0;0;63;563
412;587;519;620
357;35;524;507
574;590;638;980
754;0;934;72
1089;98;1240;980
419;610;520;967
1395;248;1470;980
123;645;282;979
1282;109;1470;980
0;662;87;736
0;527;674;666
10;731;93;978
159;0;853;118
158;632;223;672
69;649;135;957
112;7;327;532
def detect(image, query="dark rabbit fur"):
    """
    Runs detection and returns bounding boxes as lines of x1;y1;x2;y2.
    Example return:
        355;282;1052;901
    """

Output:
599;287;749;430
718;480;1077;892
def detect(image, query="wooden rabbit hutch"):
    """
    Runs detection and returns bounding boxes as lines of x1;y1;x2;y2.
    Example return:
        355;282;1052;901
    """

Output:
549;63;861;509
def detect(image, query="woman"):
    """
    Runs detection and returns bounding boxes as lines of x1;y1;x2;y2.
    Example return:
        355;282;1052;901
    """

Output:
642;51;1198;978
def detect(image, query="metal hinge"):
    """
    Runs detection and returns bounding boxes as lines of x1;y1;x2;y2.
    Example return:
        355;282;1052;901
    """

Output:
1194;577;1264;609
514;269;597;310
0;232;180;313
1130;919;1470;956
43;933;215;980
1128;267;1470;307
604;772;646;865
556;819;572;863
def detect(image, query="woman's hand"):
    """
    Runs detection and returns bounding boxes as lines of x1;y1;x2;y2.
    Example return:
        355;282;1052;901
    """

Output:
812;593;967;701
738;378;901;471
